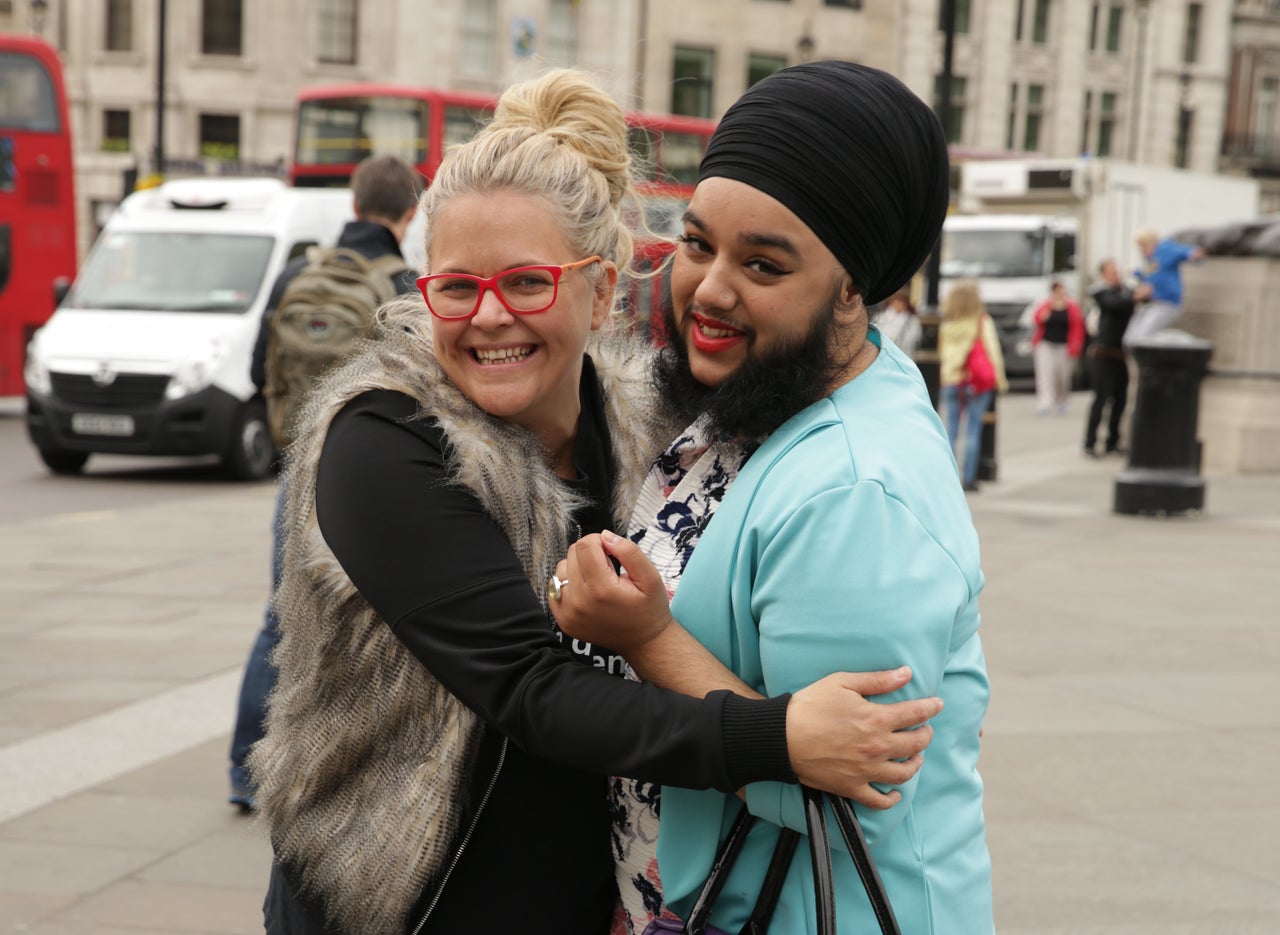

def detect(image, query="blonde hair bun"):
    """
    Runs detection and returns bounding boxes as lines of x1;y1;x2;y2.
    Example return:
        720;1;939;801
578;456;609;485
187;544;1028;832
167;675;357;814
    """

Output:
490;68;632;208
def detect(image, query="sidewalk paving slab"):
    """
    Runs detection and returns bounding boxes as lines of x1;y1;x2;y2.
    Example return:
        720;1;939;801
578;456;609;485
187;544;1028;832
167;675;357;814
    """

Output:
1;390;1277;934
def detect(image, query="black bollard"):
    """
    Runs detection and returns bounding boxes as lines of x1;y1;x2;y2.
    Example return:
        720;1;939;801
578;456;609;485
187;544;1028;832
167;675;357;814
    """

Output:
1113;331;1212;516
977;393;998;482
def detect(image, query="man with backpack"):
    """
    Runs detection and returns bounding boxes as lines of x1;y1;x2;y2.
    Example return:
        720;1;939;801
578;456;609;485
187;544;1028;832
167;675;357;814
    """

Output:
229;154;422;809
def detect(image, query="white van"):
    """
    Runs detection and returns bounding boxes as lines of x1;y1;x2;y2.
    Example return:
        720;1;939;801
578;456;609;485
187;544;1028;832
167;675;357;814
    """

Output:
24;177;354;479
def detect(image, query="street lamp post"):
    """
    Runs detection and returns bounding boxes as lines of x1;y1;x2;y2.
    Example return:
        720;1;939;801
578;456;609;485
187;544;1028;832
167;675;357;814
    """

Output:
154;0;167;180
919;0;957;411
796;30;815;64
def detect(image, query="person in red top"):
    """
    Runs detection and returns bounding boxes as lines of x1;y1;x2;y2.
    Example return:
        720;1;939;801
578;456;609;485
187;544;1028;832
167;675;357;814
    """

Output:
1030;279;1087;415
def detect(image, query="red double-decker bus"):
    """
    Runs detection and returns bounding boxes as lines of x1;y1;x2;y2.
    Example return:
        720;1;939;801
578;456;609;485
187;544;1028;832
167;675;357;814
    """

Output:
0;35;77;397
289;83;716;337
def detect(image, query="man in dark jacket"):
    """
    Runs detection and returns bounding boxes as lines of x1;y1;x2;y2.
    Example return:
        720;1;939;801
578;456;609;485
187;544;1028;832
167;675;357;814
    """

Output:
229;154;422;809
1084;258;1135;457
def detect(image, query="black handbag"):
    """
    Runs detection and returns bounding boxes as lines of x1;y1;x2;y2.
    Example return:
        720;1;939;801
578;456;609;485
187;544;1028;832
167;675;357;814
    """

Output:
644;786;901;935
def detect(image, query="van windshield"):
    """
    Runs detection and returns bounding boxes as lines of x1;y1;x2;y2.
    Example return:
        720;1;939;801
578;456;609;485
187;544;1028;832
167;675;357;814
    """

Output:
940;229;1047;279
64;231;275;312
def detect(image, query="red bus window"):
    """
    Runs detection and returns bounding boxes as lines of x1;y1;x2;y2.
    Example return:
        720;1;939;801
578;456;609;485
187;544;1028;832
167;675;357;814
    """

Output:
656;131;706;186
0;51;61;133
442;104;493;151
627;127;658;182
0;137;13;192
296;96;427;167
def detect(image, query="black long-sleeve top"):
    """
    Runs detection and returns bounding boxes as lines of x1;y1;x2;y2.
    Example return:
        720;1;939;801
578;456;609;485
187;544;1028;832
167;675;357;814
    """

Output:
1090;282;1136;351
310;360;792;933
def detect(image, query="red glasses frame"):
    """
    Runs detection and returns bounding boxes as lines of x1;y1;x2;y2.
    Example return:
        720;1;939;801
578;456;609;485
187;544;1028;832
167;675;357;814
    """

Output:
416;256;602;321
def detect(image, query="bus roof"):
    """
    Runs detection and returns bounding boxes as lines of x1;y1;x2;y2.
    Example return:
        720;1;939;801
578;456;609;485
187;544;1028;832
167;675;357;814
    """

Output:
293;82;717;133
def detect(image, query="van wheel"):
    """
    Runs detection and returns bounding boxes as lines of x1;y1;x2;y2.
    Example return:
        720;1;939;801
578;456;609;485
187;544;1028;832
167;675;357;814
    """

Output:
39;447;90;475
222;400;276;481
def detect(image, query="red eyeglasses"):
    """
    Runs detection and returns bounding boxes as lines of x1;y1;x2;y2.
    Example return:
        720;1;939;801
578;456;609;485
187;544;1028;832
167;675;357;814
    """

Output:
417;256;602;321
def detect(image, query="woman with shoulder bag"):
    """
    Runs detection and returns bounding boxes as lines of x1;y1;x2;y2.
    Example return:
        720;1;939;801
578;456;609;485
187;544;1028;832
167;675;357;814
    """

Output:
939;279;1007;492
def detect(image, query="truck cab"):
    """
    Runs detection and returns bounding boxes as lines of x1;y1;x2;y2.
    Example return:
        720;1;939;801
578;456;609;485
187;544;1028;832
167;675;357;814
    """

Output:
940;213;1078;378
24;178;354;478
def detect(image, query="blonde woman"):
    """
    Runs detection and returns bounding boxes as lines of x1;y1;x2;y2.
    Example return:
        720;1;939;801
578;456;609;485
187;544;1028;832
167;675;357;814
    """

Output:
939;279;1007;491
249;68;938;935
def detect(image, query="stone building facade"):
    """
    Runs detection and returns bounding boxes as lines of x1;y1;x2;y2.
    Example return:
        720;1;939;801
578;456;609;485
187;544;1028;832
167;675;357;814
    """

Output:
0;0;1256;258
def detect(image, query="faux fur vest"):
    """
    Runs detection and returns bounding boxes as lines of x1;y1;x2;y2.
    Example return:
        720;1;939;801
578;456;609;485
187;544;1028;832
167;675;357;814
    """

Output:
247;310;678;935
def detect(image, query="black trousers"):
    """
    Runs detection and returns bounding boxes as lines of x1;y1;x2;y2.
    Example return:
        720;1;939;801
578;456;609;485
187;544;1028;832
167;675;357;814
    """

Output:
1085;353;1129;451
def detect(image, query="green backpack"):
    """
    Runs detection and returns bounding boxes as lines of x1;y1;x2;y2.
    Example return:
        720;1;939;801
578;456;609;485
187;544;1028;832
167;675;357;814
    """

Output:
264;246;408;449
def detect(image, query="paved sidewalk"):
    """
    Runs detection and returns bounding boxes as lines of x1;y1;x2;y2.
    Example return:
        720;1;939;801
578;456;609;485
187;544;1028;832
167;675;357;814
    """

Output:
1;390;1278;934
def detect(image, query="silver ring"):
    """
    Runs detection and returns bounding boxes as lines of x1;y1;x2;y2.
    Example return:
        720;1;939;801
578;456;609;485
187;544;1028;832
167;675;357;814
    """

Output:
547;574;568;602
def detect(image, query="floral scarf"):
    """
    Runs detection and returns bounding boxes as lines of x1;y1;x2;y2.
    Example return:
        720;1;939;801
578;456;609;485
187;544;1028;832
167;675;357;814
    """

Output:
610;416;756;934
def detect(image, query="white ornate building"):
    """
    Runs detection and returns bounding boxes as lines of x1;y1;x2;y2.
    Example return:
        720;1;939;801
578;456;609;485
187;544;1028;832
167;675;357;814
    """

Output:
0;0;1255;256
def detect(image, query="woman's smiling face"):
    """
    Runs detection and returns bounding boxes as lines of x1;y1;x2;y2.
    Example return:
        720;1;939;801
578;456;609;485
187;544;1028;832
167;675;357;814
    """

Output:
669;176;850;389
428;189;614;437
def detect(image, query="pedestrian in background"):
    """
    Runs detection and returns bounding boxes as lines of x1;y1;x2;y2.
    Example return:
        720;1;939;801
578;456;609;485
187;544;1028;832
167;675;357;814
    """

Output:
872;288;922;358
1083;258;1135;458
227;153;420;810
248;67;939;935
940;278;1007;492
1124;228;1205;346
1030;279;1086;415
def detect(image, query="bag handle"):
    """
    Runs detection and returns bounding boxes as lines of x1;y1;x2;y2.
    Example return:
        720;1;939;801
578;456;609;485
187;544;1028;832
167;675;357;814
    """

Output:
680;787;901;935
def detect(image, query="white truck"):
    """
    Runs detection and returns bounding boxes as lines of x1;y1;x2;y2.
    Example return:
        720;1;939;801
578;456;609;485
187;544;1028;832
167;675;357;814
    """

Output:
940;158;1261;378
23;178;355;478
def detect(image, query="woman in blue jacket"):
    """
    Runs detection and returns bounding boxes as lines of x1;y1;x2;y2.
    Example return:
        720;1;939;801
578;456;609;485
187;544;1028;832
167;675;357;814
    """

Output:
551;61;993;935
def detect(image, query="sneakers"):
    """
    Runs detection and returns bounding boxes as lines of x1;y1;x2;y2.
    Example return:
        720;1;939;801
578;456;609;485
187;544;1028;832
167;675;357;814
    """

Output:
228;787;256;813
1083;446;1101;459
961;480;980;493
1105;444;1128;456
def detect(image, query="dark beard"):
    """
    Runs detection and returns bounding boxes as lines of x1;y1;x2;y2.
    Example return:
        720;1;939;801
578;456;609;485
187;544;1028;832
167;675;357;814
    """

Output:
652;292;850;442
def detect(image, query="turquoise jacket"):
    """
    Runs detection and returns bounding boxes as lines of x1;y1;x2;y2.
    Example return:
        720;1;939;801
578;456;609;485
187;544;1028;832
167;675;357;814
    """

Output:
658;335;994;934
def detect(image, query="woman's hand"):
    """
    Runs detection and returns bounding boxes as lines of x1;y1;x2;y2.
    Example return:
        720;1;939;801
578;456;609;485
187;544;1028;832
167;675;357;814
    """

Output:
786;668;942;808
549;531;673;654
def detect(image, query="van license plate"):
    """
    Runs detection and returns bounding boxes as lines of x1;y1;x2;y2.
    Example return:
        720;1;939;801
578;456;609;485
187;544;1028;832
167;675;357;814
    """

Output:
71;413;135;436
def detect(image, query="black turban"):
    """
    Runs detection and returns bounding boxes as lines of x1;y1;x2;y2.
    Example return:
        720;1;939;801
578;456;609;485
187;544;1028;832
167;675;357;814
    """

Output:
698;60;950;307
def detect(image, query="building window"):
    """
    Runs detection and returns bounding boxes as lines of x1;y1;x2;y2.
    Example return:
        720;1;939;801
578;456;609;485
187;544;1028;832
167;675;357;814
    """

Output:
672;46;715;119
102;109;130;152
317;0;357;65
1032;0;1050;44
1105;5;1123;53
1175;107;1194;168
1024;84;1044;151
747;53;786;87
1182;3;1201;65
1256;77;1279;157
1098;91;1116;157
105;0;132;52
934;74;966;144
824;0;862;7
1006;83;1019;150
199;113;240;160
460;0;496;77
1088;3;1099;51
1014;0;1025;41
1081;90;1092;154
202;0;242;56
545;0;579;66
